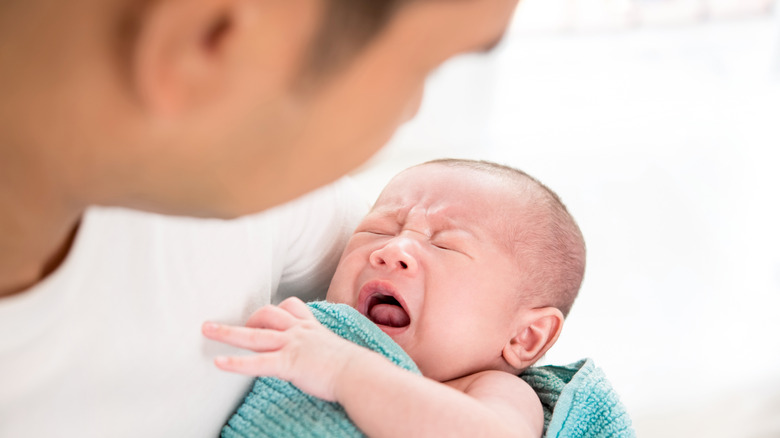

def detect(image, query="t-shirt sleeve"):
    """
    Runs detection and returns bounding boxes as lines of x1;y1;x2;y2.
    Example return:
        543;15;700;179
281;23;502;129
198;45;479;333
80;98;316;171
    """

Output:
270;177;370;304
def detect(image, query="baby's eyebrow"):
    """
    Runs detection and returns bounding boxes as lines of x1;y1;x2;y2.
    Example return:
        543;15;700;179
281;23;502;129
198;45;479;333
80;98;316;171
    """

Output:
425;214;482;242
359;209;402;229
431;223;477;241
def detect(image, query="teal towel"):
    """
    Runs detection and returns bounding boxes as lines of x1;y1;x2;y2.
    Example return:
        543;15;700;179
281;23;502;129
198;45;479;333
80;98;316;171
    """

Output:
222;301;635;438
521;359;636;438
221;301;420;438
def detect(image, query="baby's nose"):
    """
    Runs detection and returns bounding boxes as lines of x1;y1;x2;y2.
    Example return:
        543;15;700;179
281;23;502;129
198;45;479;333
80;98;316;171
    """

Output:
369;238;418;273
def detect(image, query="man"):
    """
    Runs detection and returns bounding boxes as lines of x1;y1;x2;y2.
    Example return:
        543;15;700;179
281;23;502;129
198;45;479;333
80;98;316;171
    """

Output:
0;0;519;435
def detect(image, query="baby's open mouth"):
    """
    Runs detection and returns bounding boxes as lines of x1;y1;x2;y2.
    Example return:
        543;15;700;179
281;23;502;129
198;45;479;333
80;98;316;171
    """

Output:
366;294;410;328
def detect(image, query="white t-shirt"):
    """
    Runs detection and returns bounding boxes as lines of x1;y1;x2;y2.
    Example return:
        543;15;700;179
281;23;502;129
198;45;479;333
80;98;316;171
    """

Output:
0;178;367;437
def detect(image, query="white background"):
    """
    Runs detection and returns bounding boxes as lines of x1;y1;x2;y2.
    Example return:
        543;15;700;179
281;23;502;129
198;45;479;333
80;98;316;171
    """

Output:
352;2;780;436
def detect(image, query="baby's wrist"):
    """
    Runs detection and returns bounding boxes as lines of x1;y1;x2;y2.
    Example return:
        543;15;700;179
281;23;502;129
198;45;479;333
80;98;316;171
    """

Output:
330;345;380;403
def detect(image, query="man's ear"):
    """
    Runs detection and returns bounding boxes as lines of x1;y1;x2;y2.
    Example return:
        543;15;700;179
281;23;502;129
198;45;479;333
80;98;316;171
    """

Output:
131;0;253;116
502;307;564;371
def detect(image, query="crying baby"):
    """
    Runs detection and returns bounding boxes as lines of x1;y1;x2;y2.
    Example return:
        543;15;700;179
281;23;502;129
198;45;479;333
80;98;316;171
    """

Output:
203;158;586;437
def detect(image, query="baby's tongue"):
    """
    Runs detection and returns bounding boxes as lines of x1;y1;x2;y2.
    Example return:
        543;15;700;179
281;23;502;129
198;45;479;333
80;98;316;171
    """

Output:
369;304;410;327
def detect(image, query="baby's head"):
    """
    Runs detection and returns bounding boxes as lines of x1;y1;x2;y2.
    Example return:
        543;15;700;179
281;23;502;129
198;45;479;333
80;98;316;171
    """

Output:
327;159;585;381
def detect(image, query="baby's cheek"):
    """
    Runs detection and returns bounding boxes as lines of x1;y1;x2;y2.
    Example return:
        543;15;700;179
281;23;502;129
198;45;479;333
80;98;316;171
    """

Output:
418;339;483;383
324;283;356;308
407;348;448;382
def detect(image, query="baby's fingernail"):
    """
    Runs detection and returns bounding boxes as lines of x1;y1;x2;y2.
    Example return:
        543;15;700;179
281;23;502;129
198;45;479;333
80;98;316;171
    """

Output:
203;322;219;332
215;356;229;366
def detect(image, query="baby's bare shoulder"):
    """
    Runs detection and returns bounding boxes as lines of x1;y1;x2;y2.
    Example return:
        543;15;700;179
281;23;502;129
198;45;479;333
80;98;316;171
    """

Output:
461;370;540;403
449;370;544;436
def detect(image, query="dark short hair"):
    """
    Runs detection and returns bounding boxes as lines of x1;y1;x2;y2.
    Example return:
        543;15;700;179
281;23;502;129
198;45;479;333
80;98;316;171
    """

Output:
110;0;412;91
420;158;587;317
297;0;412;86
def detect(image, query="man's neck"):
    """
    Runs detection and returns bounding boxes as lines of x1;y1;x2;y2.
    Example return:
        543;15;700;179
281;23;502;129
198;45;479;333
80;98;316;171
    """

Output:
0;158;84;298
0;209;83;298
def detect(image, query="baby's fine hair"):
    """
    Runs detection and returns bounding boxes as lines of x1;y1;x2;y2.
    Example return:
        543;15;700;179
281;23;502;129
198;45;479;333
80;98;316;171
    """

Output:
420;158;586;317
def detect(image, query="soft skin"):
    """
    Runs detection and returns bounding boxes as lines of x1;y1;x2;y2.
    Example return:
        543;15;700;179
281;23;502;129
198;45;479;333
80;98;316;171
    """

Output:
203;164;566;437
0;0;519;297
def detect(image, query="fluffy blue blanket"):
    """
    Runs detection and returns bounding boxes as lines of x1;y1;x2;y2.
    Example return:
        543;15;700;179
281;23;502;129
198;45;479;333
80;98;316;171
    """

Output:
221;301;634;438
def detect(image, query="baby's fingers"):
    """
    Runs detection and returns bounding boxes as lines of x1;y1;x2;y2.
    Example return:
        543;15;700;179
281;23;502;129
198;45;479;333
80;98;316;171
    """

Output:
278;297;316;321
245;304;298;330
214;353;284;377
202;323;286;352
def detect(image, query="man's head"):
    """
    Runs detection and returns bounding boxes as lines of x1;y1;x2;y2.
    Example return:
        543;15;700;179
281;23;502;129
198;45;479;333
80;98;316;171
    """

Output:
0;0;519;218
326;159;585;380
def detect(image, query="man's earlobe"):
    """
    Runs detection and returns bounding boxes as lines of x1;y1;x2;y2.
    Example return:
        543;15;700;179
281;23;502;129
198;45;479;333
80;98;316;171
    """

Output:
502;307;564;371
131;0;241;116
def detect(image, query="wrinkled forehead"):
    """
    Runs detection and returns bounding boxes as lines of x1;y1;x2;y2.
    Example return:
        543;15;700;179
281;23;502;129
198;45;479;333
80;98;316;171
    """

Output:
370;164;527;235
375;164;486;204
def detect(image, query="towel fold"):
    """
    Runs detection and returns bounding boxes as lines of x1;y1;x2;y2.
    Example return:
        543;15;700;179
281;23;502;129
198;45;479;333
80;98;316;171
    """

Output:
521;359;636;437
222;301;635;438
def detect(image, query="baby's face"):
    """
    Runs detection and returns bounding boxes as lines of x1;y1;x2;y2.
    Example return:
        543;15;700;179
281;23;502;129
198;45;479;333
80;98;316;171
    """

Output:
327;164;535;382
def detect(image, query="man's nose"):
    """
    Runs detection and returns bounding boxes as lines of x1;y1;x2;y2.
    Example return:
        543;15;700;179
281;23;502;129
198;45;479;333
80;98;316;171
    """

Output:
369;237;419;274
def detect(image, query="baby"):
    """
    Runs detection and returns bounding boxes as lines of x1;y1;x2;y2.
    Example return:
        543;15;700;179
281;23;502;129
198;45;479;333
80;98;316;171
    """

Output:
203;159;586;437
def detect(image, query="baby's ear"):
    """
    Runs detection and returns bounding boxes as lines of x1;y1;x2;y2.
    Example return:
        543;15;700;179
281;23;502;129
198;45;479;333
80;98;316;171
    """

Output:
502;307;564;371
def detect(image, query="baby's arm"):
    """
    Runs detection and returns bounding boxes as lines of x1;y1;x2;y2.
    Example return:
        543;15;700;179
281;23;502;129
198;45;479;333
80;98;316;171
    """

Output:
203;297;543;438
331;347;543;437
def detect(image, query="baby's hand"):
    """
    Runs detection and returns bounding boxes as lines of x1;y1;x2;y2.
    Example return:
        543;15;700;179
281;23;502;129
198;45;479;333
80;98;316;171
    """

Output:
202;297;363;401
